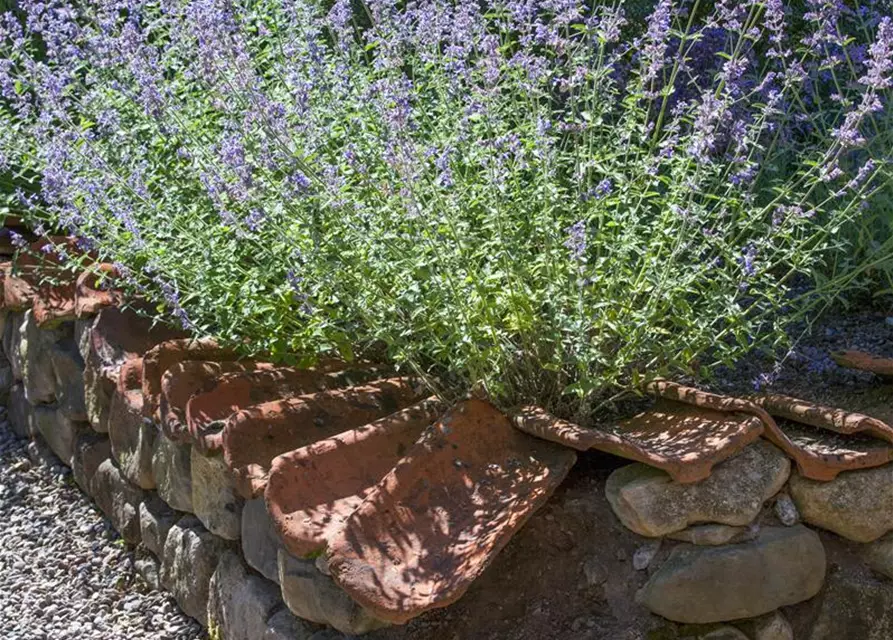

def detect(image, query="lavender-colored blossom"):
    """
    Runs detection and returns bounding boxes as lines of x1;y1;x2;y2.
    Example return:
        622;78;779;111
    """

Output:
564;220;587;263
641;0;674;92
863;17;893;91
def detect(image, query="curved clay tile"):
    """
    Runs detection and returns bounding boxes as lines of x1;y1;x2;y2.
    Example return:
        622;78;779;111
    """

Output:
222;377;427;499
643;379;893;481
158;359;270;442
754;393;893;443
327;399;577;624
265;397;446;558
513;381;765;483
3;237;83;318
185;366;387;455
140;338;237;423
75;263;123;318
750;393;893;481
88;307;187;369
832;349;893;379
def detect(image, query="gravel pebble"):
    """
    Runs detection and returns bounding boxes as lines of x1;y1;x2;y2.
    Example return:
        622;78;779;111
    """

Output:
0;411;207;640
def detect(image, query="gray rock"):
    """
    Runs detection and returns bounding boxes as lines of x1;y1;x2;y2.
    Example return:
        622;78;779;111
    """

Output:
90;458;147;543
809;571;893;639
152;435;193;513
668;524;756;546
0;354;13;404
774;493;799;526
48;338;86;422
160;516;229;626
208;551;282;640
139;497;180;558
636;526;825;623
8;383;31;439
135;554;162;590
263;609;320;640
606;442;790;537
242;498;284;584
864;533;893;580
3;311;25;381
736;610;794;640
83;361;115;433
278;550;388;635
701;627;749;640
20;310;67;405
192;448;243;540
71;432;111;494
633;540;661;571
790;465;893;543
108;388;156;489
74;317;93;362
31;405;86;466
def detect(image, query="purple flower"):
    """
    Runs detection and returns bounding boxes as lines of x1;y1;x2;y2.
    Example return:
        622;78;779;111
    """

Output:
641;0;674;92
564;220;587;263
863;17;893;91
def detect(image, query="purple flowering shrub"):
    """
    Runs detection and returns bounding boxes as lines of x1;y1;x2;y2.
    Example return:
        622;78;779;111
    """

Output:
0;0;891;417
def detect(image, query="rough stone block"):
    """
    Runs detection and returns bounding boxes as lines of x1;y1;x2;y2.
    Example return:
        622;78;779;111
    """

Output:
84;360;115;433
242;498;284;584
263;609;320;640
74;316;93;362
161;516;229;626
71;432;111;494
109;359;156;489
153;435;194;512
790;464;893;543
21;310;68;405
636;525;825;623
808;571;893;639
278;550;387;635
208;551;282;640
90;458;147;544
8;383;31;439
139;496;180;558
3;311;25;381
192;448;243;541
31;404;87;465
49;338;87;421
0;354;13;405
606;441;791;538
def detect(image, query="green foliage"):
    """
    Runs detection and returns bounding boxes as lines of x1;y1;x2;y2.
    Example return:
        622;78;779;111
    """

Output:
1;0;892;422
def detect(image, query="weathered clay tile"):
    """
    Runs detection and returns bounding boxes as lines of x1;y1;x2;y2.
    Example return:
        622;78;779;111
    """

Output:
75;263;123;318
159;359;269;442
185;365;387;455
513;381;765;483
644;379;893;482
265;397;446;558
2;238;83;322
83;308;184;432
751;394;893;481
832;349;893;379
754;394;893;443
327;399;577;624
223;377;426;499
141;338;237;423
89;306;186;369
31;279;77;327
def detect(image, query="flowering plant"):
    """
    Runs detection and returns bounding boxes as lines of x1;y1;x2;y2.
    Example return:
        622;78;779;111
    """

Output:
1;0;891;419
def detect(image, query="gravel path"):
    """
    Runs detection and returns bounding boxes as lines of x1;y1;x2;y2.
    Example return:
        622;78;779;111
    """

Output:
0;410;206;640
